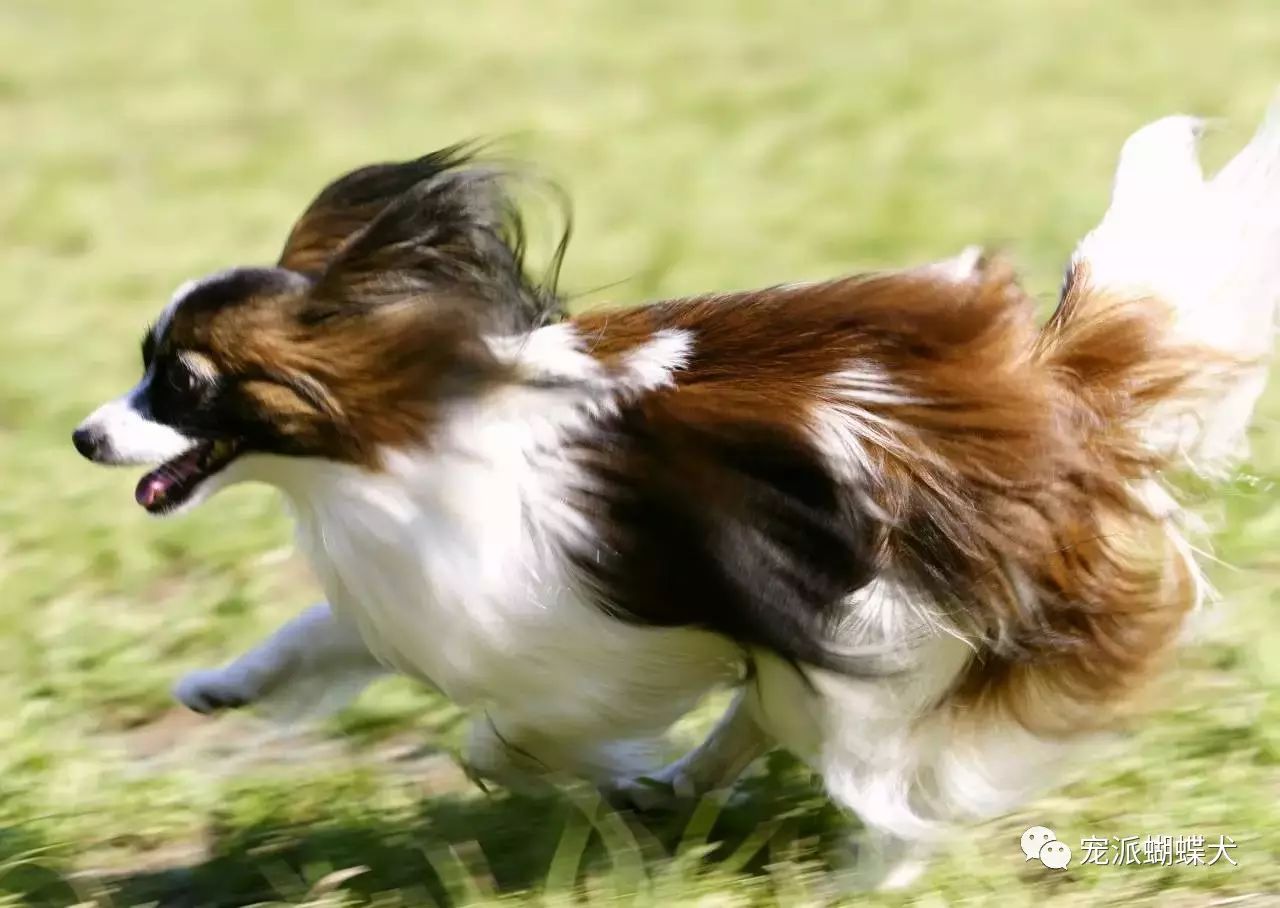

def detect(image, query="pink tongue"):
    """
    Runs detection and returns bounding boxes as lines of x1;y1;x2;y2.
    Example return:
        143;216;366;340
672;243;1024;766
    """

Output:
136;471;175;509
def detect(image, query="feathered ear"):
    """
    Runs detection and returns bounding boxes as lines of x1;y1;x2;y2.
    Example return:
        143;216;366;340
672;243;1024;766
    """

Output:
278;146;480;275
285;148;566;331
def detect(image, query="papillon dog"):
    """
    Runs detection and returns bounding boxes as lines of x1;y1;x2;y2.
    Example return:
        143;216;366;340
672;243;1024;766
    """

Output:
74;96;1280;889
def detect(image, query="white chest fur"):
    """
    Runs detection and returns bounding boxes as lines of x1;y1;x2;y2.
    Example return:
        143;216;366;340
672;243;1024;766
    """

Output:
274;382;740;740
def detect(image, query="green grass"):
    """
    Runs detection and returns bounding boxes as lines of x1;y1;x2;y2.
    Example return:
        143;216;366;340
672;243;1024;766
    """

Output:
2;0;1279;904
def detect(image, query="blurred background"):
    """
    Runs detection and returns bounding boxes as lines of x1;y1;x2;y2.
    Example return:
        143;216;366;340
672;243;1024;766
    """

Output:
1;1;1278;905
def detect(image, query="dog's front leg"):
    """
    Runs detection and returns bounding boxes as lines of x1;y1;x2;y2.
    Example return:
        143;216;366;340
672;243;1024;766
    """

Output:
610;686;773;810
174;602;386;721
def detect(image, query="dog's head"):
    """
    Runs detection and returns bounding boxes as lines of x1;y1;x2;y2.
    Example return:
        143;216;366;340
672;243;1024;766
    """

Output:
72;147;565;514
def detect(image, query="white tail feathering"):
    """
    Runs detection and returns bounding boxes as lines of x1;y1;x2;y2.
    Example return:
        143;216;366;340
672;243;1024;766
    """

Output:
1072;91;1280;470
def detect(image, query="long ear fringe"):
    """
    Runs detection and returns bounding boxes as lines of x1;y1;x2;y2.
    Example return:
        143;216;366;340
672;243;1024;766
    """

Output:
280;146;570;333
279;145;481;275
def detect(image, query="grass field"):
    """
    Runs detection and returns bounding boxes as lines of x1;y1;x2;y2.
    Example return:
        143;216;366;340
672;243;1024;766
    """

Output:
2;1;1279;905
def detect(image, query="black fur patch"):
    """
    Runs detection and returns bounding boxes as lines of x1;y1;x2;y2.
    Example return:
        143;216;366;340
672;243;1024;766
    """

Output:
572;407;883;673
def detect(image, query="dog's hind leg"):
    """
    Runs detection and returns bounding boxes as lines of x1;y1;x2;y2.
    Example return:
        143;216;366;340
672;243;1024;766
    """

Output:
173;602;386;721
608;686;773;810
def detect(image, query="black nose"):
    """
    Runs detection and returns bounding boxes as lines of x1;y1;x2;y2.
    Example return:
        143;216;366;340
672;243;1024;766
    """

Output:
72;426;100;460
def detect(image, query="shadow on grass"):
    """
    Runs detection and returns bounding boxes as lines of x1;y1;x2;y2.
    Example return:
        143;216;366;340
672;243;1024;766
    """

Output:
0;822;85;907
80;753;847;907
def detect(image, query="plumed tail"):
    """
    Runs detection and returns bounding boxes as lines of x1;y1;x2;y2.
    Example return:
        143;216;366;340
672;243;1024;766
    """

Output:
919;97;1280;826
1058;91;1280;472
987;92;1280;731
804;95;1280;844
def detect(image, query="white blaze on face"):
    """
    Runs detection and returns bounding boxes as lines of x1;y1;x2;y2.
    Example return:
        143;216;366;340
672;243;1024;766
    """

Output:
76;372;194;465
1020;826;1057;861
74;273;218;466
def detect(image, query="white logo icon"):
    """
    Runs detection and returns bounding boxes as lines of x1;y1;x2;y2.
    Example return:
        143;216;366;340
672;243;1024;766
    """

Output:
1021;826;1071;869
1039;839;1072;869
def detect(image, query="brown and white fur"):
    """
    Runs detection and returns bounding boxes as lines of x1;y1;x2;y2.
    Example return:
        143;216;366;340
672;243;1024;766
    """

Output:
73;98;1280;889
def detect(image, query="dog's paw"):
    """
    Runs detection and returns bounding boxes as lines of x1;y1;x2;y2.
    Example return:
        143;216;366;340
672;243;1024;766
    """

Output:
173;668;254;715
826;833;932;894
605;768;699;813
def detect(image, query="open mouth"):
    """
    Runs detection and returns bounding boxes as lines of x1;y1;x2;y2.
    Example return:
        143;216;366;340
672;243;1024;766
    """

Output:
135;439;241;514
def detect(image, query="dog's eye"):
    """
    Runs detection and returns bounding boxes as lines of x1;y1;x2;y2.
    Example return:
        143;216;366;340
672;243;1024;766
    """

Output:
167;362;198;396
